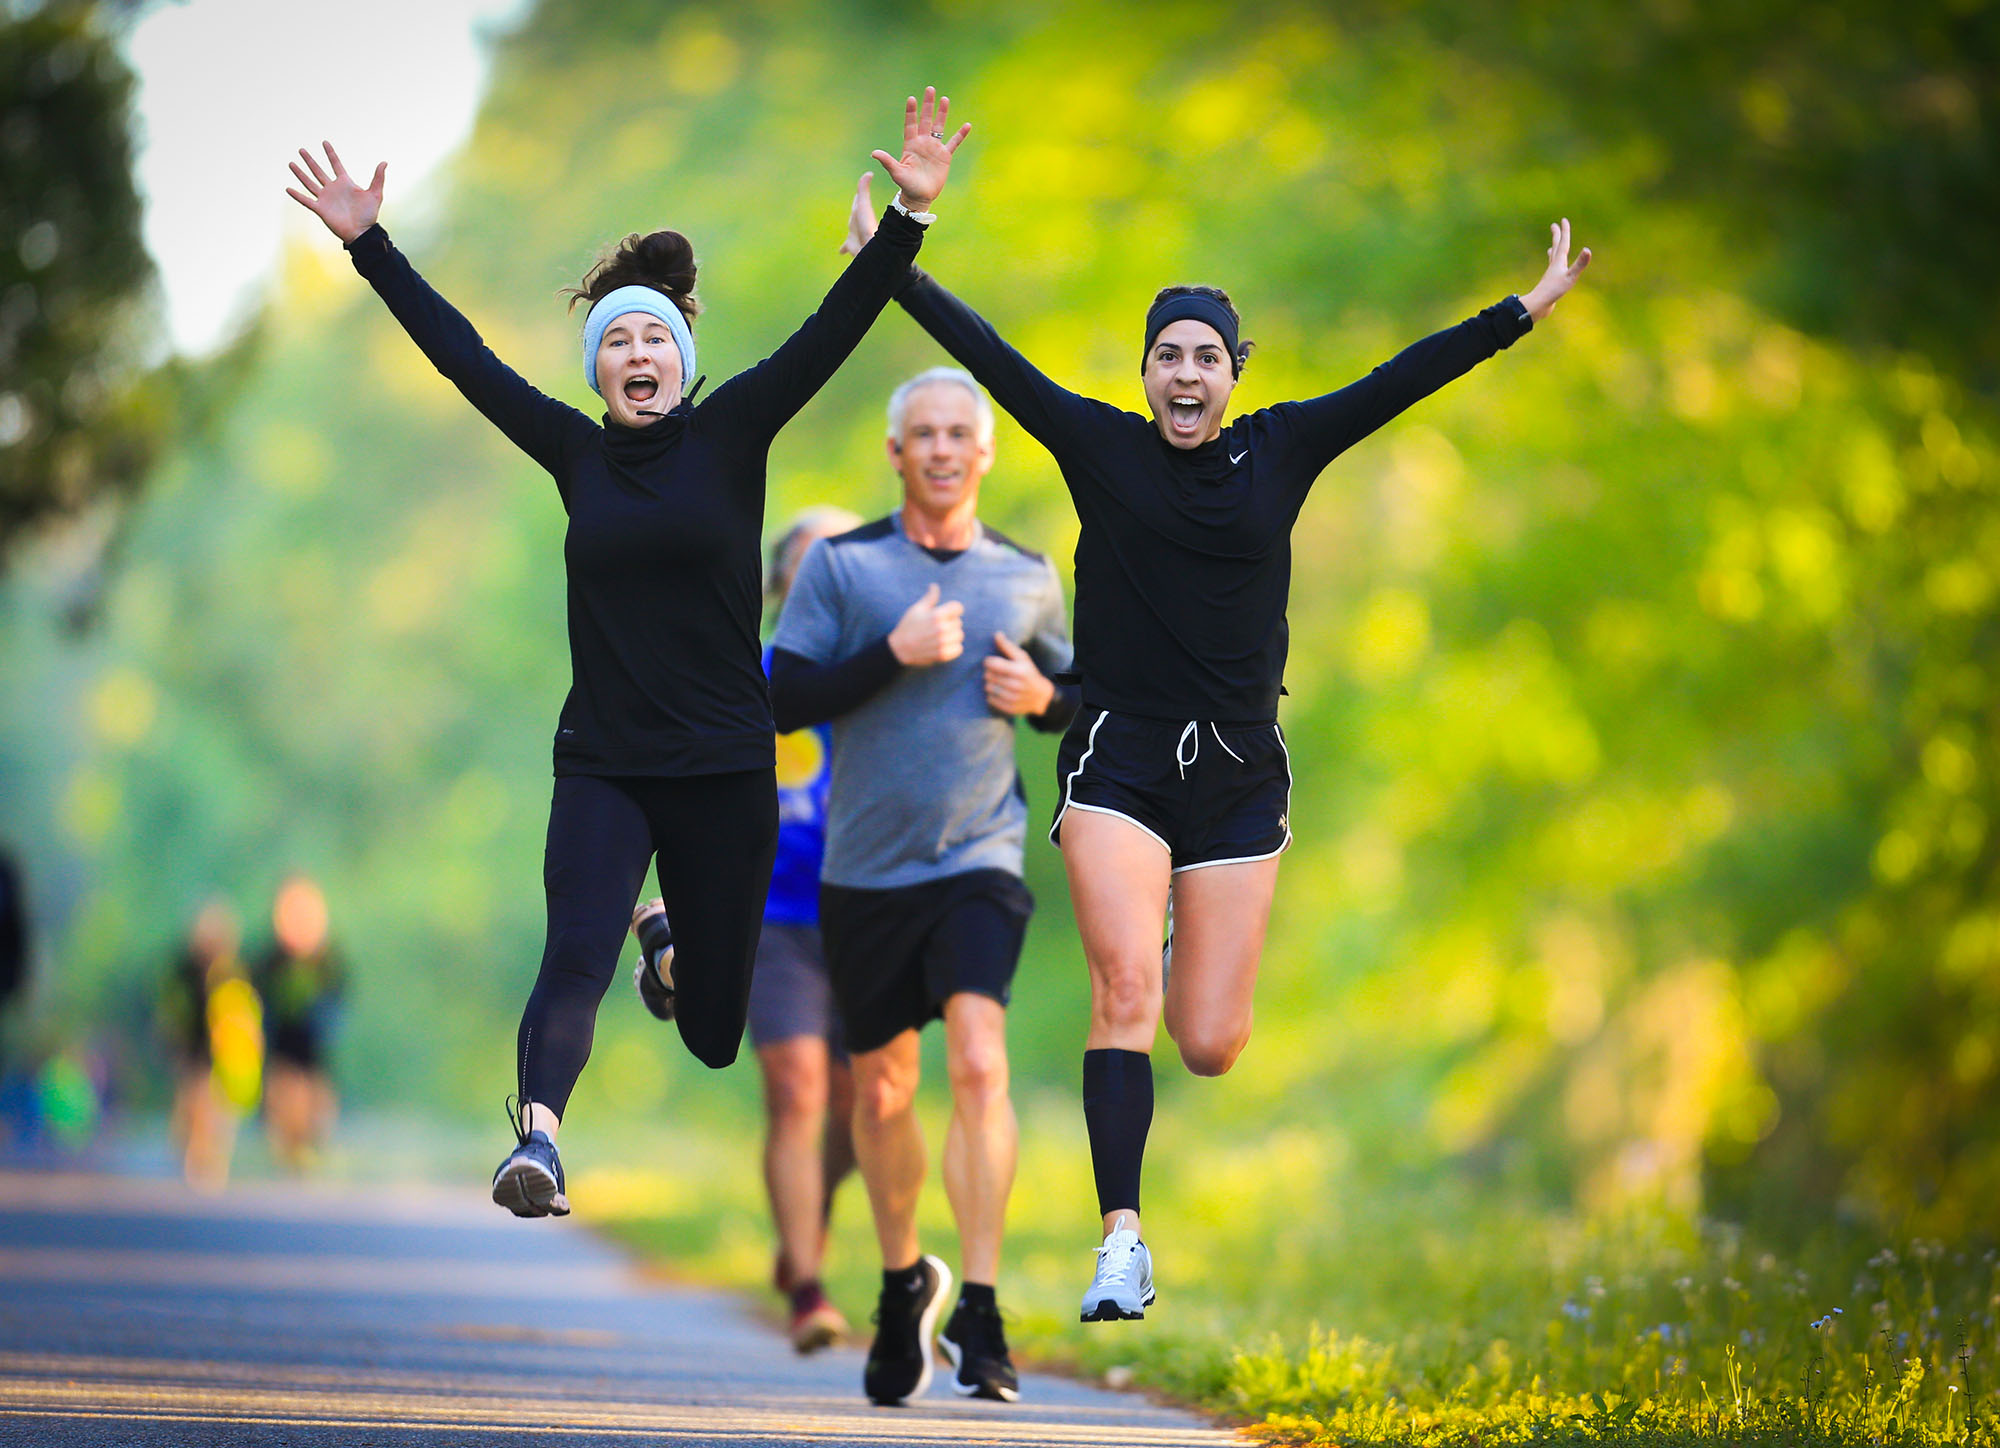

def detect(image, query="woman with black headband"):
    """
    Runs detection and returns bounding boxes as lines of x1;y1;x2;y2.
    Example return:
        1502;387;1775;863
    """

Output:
283;91;968;1220
842;177;1589;1322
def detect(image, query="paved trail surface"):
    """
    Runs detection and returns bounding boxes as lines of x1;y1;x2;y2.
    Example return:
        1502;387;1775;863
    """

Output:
0;1168;1242;1446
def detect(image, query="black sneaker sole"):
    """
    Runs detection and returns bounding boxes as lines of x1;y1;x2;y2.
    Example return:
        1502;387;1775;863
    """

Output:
492;1159;570;1218
1080;1288;1155;1323
632;954;677;1022
938;1334;1020;1402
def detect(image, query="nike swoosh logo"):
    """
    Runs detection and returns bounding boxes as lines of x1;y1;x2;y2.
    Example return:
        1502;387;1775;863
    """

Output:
1230;450;1248;465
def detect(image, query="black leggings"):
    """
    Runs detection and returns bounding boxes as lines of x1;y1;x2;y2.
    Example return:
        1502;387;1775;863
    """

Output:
517;770;778;1117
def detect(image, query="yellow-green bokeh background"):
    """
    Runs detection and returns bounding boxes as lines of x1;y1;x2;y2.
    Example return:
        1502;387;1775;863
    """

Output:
5;0;1998;1280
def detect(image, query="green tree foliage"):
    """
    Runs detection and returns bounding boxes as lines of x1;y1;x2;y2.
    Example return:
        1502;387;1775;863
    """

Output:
1398;0;2000;393
0;1;160;563
1;0;1995;1235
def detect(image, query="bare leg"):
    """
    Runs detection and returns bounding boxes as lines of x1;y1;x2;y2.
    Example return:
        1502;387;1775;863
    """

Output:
849;1030;924;1269
264;1062;313;1169
310;1069;339;1148
1060;810;1171;1240
757;1036;832;1287
181;1073;236;1194
824;1056;856;1210
940;992;1015;1286
1162;857;1281;1077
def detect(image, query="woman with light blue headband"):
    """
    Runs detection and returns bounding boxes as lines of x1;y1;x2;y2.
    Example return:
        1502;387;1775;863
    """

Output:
285;88;970;1223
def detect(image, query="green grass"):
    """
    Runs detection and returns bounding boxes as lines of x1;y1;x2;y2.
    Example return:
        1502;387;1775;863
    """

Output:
567;1095;1999;1446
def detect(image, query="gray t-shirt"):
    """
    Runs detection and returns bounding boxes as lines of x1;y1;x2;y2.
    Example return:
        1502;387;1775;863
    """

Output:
773;511;1073;889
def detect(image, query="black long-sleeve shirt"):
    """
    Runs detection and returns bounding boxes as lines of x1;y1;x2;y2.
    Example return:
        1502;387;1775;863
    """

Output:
346;209;927;776
895;269;1531;722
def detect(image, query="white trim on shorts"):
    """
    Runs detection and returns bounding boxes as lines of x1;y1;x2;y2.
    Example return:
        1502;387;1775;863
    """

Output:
1168;722;1295;874
1050;710;1172;856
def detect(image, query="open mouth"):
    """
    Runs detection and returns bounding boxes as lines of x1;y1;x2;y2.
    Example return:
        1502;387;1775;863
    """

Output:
1168;396;1204;433
623;376;659;403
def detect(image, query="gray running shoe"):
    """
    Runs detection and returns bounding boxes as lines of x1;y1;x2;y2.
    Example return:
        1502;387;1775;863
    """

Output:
491;1128;569;1218
1080;1215;1154;1322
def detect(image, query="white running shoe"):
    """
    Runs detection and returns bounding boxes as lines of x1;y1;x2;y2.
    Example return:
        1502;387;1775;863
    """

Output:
1080;1214;1155;1322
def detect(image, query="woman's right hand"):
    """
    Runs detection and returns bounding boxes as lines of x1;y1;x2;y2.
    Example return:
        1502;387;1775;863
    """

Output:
286;142;386;244
838;173;880;257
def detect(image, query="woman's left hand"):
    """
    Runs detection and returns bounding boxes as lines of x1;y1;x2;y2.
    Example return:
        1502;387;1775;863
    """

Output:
1520;218;1592;322
871;86;970;213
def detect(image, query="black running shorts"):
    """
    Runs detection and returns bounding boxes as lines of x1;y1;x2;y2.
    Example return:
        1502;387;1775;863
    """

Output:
1050;706;1293;871
819;869;1034;1055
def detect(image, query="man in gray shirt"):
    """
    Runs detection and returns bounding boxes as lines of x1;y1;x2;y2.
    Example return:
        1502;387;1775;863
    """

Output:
771;366;1075;1407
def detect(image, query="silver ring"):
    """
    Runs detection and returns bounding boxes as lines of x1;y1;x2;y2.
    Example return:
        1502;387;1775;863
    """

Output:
930;130;945;141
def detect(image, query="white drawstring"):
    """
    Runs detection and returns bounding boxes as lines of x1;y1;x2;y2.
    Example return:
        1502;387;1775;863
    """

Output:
1176;720;1246;779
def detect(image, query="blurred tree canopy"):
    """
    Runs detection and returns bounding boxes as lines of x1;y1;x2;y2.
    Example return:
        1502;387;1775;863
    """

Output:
0;1;161;565
1;0;1996;1237
1407;0;2000;394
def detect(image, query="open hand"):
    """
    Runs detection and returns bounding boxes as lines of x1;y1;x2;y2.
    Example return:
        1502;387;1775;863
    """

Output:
839;173;879;258
887;583;964;666
983;633;1056;716
286;142;385;244
1521;218;1591;322
871;87;969;212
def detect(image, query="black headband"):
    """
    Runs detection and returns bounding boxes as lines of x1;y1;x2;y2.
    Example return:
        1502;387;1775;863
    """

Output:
1142;294;1244;377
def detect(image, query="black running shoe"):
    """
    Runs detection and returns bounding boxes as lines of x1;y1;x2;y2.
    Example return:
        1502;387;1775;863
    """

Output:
938;1296;1020;1402
630;898;676;1022
491;1105;570;1218
864;1254;951;1405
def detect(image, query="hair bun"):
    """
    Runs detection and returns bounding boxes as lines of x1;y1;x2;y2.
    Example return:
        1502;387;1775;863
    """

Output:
567;230;701;320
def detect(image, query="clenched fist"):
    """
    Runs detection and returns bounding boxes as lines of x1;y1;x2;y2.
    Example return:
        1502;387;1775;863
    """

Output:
983;632;1055;716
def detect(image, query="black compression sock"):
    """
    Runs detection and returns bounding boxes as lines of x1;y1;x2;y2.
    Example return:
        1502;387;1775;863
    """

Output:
1082;1048;1153;1219
883;1260;926;1294
959;1281;996;1312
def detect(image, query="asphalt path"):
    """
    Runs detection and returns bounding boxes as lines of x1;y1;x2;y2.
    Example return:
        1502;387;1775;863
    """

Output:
0;1168;1243;1446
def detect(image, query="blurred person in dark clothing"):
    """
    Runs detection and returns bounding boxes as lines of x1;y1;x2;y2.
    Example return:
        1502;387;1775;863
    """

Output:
160;900;262;1191
0;849;26;1054
0;850;34;1145
253;874;346;1170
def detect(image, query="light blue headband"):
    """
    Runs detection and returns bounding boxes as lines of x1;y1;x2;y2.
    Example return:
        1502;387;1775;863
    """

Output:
581;285;696;398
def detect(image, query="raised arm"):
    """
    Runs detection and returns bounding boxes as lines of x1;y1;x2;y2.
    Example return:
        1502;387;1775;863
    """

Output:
699;89;970;440
1278;219;1592;472
841;174;1111;453
286;142;589;485
1521;218;1592;322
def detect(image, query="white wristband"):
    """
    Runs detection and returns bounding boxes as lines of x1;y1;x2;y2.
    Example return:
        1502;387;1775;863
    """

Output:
889;192;936;227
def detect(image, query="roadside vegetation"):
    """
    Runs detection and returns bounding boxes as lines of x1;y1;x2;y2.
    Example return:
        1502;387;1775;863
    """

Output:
578;1100;1997;1446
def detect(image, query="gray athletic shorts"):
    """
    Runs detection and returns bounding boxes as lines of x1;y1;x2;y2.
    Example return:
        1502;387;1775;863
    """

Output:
746;921;845;1057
